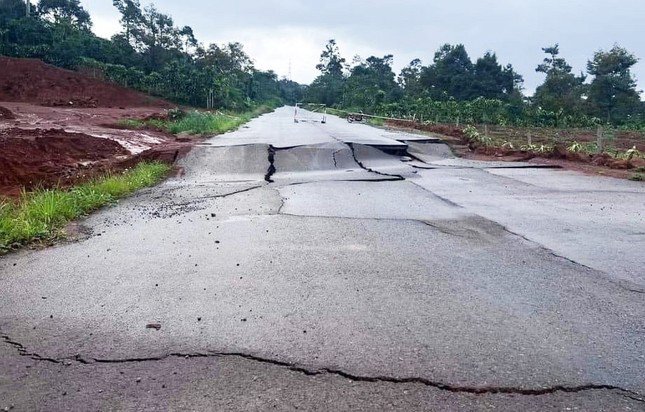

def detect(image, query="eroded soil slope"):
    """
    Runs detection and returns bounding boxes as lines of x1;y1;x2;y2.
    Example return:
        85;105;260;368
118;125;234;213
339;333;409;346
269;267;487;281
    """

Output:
0;57;170;108
0;58;193;196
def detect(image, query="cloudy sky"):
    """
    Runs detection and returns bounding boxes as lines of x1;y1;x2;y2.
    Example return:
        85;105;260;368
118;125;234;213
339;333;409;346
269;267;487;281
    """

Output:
80;0;645;95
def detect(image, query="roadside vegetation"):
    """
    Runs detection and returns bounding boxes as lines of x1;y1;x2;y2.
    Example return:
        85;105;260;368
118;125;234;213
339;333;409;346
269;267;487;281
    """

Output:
120;104;277;135
307;41;644;130
0;162;170;253
0;1;305;109
461;125;643;159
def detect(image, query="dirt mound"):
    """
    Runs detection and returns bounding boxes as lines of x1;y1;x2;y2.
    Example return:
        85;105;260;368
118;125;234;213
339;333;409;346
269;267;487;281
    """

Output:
0;128;129;195
0;57;171;108
0;105;15;120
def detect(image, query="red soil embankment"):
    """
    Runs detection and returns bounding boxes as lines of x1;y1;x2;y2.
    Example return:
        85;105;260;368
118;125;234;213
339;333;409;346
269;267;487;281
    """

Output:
0;57;171;108
0;128;130;195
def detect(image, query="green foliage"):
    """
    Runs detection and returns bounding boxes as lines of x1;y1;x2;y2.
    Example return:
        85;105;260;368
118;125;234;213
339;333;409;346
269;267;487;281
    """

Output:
1;1;295;109
122;105;276;136
167;111;246;135
534;44;587;116
366;117;385;127
341;55;400;111
0;162;170;252
567;141;583;153
462;125;493;146
305;39;349;107
305;40;644;130
370;96;603;128
316;39;346;77
629;173;643;182
586;46;642;123
421;44;475;101
38;0;91;30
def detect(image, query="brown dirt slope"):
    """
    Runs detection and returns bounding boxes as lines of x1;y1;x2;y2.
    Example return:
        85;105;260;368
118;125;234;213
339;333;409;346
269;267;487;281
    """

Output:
0;57;171;108
0;128;129;195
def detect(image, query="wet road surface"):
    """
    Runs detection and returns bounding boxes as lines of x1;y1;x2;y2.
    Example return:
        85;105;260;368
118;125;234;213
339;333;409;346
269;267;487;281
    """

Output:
1;107;644;411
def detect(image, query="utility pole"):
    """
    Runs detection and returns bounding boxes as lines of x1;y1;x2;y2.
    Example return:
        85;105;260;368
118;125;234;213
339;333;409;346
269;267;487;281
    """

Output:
26;1;31;17
288;59;292;82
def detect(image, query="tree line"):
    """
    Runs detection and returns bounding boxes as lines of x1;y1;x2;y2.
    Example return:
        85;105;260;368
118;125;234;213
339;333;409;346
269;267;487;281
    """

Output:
0;0;305;109
307;40;645;128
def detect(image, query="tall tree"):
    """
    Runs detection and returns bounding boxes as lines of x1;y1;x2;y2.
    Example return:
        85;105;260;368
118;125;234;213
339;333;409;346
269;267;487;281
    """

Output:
398;58;423;98
112;0;142;44
586;45;641;123
343;54;400;110
472;52;523;100
38;0;91;30
420;44;474;100
533;44;586;115
307;39;347;106
315;39;346;77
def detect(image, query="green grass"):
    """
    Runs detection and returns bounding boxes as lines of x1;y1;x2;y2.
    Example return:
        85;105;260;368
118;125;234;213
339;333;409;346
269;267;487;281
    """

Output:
629;173;644;181
120;105;275;136
167;111;249;135
366;117;385;127
0;162;171;252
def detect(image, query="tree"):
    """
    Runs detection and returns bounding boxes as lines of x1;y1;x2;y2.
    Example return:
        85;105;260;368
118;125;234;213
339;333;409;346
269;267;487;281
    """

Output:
398;58;423;98
471;52;523;100
0;0;288;109
343;55;400;110
112;0;142;44
279;79;305;105
316;39;346;77
533;44;586;116
586;45;641;123
249;70;280;102
307;39;347;106
0;0;29;26
420;44;474;100
38;0;91;30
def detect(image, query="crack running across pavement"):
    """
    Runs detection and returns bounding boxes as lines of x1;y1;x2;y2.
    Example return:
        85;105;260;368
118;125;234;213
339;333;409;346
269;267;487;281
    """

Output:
1;335;643;401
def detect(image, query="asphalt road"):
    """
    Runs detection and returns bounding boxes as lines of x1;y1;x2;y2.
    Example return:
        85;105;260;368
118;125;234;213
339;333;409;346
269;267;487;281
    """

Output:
1;107;644;411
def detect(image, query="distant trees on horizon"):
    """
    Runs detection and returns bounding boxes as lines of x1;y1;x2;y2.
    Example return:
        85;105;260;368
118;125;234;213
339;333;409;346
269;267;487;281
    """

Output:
306;39;644;126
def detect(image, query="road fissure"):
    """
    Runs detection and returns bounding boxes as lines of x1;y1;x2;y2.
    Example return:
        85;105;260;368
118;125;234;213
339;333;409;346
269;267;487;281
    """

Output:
2;335;642;401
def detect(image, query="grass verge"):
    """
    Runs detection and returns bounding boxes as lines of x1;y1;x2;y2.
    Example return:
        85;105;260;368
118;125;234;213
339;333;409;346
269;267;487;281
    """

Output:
121;105;276;136
0;162;171;253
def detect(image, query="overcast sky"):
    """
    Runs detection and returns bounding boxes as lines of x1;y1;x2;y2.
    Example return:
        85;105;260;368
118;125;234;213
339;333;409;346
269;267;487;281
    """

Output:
80;0;645;95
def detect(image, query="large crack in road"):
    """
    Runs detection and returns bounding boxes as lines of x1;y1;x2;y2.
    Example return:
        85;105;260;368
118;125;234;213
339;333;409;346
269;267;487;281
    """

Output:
2;334;643;402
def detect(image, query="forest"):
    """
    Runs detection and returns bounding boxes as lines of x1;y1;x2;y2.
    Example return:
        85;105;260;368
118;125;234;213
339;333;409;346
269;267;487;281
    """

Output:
0;0;305;109
306;40;645;129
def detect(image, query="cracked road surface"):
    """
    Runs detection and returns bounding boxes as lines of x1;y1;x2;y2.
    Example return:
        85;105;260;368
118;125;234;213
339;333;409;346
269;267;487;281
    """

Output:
1;107;644;411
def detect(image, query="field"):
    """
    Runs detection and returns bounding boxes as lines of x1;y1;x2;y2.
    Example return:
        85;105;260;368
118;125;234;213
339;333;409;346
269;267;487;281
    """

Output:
379;118;645;180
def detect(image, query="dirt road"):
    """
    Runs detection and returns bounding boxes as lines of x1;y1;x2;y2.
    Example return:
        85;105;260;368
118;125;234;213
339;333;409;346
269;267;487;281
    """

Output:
1;107;644;411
